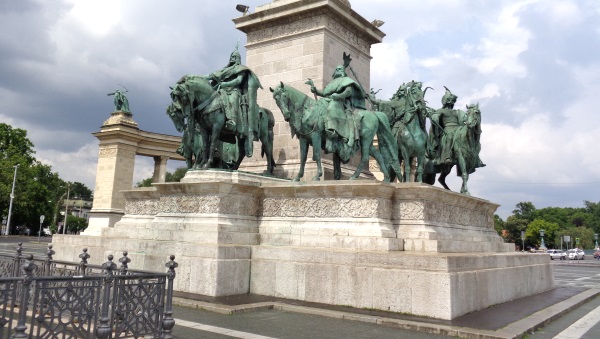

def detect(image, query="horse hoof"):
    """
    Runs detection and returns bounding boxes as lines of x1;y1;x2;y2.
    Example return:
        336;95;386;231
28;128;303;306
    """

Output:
311;176;321;181
350;176;358;180
292;177;301;182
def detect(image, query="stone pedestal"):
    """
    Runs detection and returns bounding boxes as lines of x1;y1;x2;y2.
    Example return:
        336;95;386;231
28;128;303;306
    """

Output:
52;170;552;320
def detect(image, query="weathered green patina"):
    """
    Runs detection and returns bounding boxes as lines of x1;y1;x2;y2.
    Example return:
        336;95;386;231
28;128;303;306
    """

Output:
271;54;402;182
107;89;130;112
370;81;429;182
423;90;485;194
167;46;275;174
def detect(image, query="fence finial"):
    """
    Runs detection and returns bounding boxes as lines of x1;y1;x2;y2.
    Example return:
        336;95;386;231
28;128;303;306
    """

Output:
119;251;131;275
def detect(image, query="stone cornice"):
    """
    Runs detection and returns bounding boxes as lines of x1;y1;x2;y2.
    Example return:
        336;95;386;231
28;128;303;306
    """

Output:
93;125;184;160
234;0;385;46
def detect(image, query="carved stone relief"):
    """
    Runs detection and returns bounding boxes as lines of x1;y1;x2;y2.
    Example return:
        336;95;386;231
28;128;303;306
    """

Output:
261;197;391;218
156;195;259;216
125;198;160;215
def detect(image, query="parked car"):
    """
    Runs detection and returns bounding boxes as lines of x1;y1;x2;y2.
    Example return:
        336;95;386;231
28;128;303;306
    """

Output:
567;249;585;260
43;227;52;236
594;250;600;259
547;249;566;260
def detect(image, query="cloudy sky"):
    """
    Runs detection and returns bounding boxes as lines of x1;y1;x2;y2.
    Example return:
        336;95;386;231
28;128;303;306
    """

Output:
1;0;599;219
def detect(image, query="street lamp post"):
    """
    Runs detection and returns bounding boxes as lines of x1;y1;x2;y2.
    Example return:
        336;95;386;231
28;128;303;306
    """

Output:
594;234;598;250
521;231;525;252
37;215;45;243
540;229;547;250
5;164;20;236
63;184;70;235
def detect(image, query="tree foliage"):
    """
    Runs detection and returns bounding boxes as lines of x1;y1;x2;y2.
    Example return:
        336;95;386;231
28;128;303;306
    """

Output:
499;201;600;249
0;123;92;234
136;167;188;187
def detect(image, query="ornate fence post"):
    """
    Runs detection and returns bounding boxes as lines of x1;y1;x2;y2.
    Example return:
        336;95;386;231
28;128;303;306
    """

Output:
118;251;130;275
11;255;37;339
161;255;178;339
44;244;55;276
96;255;117;339
78;248;90;276
12;242;23;277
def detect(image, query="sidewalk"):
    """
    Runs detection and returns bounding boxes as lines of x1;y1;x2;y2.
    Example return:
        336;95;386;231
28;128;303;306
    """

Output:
172;287;600;339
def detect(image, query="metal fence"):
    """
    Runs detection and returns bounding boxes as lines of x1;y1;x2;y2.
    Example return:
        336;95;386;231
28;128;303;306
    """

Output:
0;243;177;339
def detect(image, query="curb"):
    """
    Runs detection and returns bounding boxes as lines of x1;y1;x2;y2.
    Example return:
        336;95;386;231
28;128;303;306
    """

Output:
172;289;600;339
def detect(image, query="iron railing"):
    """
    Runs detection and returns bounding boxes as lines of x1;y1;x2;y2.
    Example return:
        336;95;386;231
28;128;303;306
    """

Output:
0;243;177;339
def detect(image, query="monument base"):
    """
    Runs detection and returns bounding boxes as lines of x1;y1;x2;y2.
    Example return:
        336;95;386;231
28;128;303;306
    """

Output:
52;170;552;320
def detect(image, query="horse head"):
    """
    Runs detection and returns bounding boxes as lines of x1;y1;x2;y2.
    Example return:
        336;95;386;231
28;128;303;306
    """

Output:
464;103;481;129
270;82;292;122
166;103;185;133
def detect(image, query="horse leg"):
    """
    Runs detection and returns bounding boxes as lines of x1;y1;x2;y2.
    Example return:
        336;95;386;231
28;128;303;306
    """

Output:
311;132;323;181
203;114;225;169
400;148;411;183
457;152;470;195
333;153;342;180
232;137;245;170
261;124;275;175
438;166;451;190
416;153;424;183
369;145;390;182
294;138;309;182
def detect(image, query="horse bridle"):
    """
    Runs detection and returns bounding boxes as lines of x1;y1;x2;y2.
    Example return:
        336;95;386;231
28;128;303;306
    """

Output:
280;87;316;137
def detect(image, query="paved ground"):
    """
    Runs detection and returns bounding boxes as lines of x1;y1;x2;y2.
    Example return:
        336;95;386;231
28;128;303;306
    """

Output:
167;259;600;339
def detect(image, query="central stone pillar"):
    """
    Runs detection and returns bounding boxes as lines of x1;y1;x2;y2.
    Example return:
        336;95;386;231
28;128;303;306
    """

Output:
234;0;385;180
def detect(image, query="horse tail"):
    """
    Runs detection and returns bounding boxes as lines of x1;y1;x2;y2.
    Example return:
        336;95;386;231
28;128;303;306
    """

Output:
374;111;402;178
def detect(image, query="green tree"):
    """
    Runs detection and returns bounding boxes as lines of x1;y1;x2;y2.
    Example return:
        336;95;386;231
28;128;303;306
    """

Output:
532;207;573;229
570;211;592;228
583;201;600;233
513;202;536;222
503;215;528;244
555;227;595;250
136;167;188;187
493;214;504;236
65;214;88;234
525;219;559;249
0;123;36;163
0;123;93;234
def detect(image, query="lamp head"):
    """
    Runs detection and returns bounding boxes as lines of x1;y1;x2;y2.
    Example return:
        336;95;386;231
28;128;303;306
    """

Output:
236;4;249;16
371;19;385;28
539;229;545;237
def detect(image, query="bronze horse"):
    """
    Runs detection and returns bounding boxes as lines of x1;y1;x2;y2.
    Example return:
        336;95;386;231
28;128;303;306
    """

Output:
423;104;485;195
371;81;429;182
271;82;402;182
169;75;275;174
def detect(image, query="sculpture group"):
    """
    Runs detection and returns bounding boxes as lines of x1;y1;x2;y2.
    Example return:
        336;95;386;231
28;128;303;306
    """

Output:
160;47;485;194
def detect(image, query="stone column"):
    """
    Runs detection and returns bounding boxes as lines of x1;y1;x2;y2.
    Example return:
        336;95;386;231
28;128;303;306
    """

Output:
153;156;168;183
83;111;139;236
234;0;385;180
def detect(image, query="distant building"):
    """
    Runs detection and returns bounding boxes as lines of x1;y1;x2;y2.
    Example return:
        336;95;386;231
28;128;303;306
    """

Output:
63;198;93;220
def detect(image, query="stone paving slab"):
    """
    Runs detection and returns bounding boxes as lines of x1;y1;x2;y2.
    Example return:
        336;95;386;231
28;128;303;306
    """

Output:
173;287;600;339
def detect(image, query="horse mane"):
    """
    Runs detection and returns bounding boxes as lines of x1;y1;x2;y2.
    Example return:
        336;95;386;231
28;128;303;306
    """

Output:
280;83;308;101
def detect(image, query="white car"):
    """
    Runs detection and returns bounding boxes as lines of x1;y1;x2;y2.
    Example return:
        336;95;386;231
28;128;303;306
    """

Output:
567;249;585;260
547;249;566;260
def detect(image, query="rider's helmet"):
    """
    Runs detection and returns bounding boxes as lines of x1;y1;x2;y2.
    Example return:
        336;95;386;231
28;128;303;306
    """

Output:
228;45;242;66
442;87;457;106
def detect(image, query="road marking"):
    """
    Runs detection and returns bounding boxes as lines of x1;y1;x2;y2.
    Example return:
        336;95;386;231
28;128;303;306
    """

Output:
553;304;600;339
175;318;277;339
